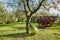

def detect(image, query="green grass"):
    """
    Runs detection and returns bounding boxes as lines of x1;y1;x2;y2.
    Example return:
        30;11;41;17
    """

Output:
0;22;60;40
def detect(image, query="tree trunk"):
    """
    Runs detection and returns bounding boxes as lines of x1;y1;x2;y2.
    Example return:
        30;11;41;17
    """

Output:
26;16;31;33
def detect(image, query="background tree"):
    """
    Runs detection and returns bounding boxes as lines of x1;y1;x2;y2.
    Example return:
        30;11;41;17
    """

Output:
0;3;8;24
0;2;17;24
15;9;26;23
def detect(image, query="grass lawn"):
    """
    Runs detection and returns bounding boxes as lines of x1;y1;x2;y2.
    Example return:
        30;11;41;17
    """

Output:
0;22;60;40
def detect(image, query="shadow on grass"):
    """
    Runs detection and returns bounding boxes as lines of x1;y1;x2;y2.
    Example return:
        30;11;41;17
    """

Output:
0;32;35;38
54;33;60;39
0;22;23;27
54;33;60;36
0;24;13;27
37;26;47;29
11;27;25;30
47;27;60;30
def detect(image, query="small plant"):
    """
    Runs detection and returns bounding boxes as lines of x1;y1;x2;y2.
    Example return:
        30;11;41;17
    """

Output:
29;24;38;35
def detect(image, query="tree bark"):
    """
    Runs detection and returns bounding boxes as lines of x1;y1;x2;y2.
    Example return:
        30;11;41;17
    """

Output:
26;17;30;33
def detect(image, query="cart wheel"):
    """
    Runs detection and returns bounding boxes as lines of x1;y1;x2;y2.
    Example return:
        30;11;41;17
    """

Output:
40;25;46;28
48;24;52;27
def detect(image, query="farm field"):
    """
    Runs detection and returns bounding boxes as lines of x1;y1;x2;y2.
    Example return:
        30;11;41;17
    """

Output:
0;0;60;40
0;22;60;40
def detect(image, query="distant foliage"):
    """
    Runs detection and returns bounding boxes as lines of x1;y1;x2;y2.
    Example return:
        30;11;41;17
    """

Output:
31;16;37;23
6;14;16;24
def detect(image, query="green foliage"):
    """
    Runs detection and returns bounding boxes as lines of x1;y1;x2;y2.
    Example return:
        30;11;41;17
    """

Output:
0;4;10;24
0;5;5;13
7;14;16;23
15;11;26;22
31;16;37;23
0;12;17;24
0;12;10;24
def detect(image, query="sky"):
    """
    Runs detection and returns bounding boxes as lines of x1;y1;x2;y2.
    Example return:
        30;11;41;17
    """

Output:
0;0;18;13
48;0;60;16
0;0;60;16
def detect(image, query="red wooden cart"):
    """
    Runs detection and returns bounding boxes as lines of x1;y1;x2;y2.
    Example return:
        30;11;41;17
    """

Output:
37;16;56;28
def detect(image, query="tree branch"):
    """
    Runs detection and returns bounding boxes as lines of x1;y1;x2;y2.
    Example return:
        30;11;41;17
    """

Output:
29;0;45;17
42;5;49;11
32;0;45;13
24;3;28;17
26;0;32;12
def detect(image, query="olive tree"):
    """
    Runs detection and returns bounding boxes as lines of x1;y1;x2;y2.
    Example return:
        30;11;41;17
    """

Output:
17;0;45;33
